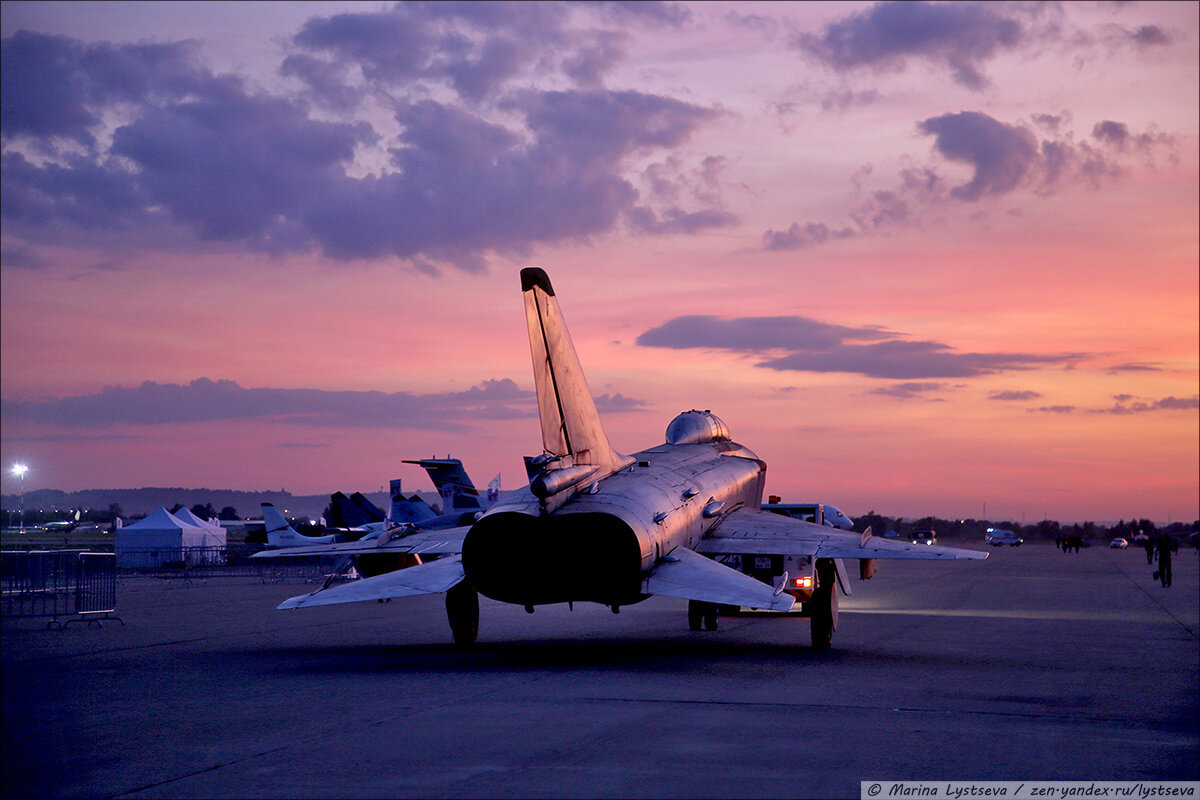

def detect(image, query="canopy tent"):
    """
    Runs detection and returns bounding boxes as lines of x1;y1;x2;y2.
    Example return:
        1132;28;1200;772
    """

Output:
115;506;226;568
172;507;223;531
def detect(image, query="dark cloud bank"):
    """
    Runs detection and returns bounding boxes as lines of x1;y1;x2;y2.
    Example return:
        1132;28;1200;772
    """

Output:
3;1;1179;268
1;2;732;271
636;314;1083;380
0;377;647;432
794;0;1171;91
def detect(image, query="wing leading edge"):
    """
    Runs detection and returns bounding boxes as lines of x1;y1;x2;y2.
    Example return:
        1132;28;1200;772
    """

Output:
278;555;466;610
697;508;989;560
642;546;795;611
249;524;469;559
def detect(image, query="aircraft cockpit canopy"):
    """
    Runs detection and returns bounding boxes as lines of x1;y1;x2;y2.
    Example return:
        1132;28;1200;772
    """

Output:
665;410;731;445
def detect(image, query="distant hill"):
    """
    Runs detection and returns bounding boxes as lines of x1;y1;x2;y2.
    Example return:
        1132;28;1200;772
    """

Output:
0;487;405;519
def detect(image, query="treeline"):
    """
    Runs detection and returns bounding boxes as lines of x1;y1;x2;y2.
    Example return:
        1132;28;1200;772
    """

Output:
0;502;242;528
850;512;1198;542
3;498;1197;543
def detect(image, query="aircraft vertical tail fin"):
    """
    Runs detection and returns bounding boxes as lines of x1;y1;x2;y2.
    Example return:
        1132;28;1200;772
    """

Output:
262;503;296;537
349;492;386;522
263;503;338;547
403;458;482;510
521;268;630;486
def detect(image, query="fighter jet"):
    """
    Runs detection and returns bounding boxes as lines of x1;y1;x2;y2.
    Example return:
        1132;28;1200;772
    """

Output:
399;457;495;529
255;268;986;648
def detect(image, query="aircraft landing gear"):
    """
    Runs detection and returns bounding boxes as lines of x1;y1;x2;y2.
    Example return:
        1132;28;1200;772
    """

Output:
688;600;719;631
445;581;479;646
810;558;838;650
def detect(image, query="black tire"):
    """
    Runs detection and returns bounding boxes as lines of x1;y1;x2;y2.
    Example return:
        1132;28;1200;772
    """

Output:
703;603;719;631
688;599;703;631
445;581;479;646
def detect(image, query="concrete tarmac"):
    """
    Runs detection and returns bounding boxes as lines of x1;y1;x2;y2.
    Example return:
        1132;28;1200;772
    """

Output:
3;543;1197;798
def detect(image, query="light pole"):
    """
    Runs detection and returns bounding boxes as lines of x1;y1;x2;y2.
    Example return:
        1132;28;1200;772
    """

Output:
12;464;28;534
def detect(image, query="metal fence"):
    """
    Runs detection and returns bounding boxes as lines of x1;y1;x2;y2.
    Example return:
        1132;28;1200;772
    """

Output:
115;545;346;584
1;551;122;627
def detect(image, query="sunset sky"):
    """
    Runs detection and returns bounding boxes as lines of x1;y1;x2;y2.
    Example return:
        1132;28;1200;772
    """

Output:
2;1;1197;524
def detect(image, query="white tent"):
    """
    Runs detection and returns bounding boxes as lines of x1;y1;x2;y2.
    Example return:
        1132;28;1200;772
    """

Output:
172;507;224;533
115;506;226;568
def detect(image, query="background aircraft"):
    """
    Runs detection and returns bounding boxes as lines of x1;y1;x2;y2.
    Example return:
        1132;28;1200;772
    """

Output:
397;457;496;529
255;268;986;649
763;500;855;530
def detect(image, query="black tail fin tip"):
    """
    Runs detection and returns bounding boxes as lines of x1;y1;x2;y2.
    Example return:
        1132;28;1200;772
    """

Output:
521;267;554;296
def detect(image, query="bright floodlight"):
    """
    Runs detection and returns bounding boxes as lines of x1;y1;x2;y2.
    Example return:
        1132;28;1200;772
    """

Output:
12;463;27;477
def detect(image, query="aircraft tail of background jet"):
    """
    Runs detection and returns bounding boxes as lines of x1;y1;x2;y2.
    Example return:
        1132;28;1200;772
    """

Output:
521;267;631;500
389;478;436;524
328;491;386;529
349;492;386;522
403;458;482;511
262;502;337;548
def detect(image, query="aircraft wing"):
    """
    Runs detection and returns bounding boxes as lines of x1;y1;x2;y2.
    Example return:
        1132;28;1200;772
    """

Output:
642;546;795;611
278;555;466;609
250;525;469;559
697;508;988;560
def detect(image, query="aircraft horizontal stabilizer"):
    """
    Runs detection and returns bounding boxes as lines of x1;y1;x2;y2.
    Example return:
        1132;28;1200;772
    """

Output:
643;546;795;612
278;556;465;610
251;525;469;558
698;509;988;560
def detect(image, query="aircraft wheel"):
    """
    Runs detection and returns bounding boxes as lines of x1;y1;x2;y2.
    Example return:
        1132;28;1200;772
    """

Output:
688;599;703;631
810;559;838;650
446;581;479;646
703;603;719;631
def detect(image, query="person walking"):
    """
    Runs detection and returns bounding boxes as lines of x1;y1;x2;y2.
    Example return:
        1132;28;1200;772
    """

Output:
1155;533;1177;588
1144;536;1156;565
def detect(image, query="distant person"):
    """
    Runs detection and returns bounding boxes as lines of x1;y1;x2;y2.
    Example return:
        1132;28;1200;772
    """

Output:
1155;534;1177;588
1143;536;1156;565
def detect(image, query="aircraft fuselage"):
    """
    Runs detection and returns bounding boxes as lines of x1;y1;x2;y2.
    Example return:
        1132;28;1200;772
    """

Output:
462;439;765;607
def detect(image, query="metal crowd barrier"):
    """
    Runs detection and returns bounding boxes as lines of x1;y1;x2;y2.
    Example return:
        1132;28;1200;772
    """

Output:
1;551;123;628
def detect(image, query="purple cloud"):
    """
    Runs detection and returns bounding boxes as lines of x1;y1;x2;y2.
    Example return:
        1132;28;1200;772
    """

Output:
989;390;1043;401
1032;406;1077;414
918;111;1039;200
870;382;948;400
1;32;211;148
287;2;688;107
637;315;1082;380
1128;25;1171;47
762;111;1173;251
794;1;1024;91
1094;396;1200;415
1106;362;1163;374
2;17;729;270
635;315;890;352
0;377;651;432
762;221;856;251
760;339;1079;380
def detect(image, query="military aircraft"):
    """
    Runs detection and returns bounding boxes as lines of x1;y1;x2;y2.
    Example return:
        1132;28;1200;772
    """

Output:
254;268;986;648
399;457;495;528
762;500;855;530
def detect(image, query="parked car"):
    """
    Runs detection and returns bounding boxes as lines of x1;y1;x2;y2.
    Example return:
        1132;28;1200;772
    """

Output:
985;528;1023;547
909;529;936;545
1109;538;1129;549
